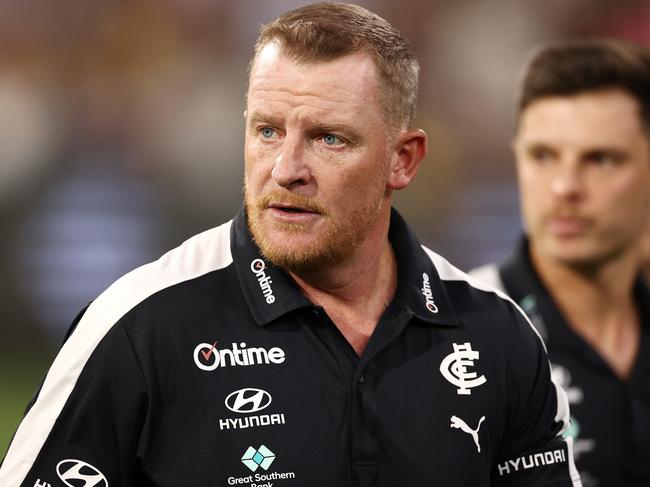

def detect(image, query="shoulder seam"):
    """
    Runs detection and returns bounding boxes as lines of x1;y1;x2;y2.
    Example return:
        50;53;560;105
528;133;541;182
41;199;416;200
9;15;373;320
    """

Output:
421;245;548;351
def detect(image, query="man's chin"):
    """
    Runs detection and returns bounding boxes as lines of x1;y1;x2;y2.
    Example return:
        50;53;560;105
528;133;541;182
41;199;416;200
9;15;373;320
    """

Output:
542;241;621;272
254;230;334;268
247;204;372;273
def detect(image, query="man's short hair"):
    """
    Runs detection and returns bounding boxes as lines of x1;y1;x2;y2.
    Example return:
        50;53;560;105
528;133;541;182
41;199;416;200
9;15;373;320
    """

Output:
251;2;420;129
517;38;650;129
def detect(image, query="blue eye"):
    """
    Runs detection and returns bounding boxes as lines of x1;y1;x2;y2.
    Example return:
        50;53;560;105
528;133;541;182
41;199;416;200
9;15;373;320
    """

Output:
322;134;341;145
260;127;275;139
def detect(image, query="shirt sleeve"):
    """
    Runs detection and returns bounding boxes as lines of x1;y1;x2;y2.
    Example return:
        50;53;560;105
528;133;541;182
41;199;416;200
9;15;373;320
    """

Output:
491;306;582;487
0;307;148;487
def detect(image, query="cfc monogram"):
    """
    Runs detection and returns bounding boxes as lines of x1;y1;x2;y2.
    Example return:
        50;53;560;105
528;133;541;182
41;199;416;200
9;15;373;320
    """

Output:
439;342;487;395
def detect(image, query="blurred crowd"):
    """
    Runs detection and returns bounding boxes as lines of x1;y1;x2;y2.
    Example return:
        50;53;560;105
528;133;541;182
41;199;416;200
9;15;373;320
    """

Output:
0;0;648;354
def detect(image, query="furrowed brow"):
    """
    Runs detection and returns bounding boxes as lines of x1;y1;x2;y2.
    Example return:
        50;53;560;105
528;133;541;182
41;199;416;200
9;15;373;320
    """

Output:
247;111;283;127
311;122;362;142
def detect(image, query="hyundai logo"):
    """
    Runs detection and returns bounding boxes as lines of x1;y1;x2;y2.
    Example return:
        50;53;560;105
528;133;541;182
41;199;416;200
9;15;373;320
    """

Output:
225;388;272;414
56;459;108;487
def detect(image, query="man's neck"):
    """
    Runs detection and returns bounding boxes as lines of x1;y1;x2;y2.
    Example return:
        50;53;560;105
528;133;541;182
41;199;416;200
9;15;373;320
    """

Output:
289;217;397;357
530;245;641;380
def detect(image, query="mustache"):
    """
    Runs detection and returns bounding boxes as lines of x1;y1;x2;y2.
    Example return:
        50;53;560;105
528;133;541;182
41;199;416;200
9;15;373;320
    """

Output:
253;190;330;216
545;209;590;220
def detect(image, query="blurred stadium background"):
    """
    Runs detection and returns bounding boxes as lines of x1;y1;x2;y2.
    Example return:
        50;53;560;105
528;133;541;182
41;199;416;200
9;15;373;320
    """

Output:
1;0;649;456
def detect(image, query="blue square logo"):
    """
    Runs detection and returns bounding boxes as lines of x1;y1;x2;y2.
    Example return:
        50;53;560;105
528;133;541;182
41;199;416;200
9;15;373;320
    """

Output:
241;445;276;472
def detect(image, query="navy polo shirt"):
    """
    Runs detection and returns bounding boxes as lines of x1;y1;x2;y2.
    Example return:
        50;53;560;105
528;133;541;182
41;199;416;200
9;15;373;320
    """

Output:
471;237;650;487
1;209;581;487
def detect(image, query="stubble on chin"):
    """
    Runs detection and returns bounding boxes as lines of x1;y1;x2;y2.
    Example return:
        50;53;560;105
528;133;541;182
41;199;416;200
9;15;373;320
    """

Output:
244;187;384;273
245;189;342;272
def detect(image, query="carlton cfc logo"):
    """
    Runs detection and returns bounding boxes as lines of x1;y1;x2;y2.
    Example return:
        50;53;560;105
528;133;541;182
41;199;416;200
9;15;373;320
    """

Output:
439;342;487;395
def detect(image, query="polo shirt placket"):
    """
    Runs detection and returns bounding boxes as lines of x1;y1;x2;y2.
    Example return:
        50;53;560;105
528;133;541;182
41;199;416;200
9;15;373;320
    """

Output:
232;207;463;486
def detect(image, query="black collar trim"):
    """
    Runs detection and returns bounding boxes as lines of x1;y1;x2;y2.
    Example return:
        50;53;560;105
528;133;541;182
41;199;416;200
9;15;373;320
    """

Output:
231;206;459;328
499;236;650;347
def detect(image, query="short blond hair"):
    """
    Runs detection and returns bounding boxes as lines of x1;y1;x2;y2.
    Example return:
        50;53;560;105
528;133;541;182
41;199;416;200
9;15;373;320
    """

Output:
251;2;420;129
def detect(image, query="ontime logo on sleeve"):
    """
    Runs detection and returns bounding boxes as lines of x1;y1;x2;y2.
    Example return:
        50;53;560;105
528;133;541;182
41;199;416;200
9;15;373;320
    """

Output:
193;341;286;371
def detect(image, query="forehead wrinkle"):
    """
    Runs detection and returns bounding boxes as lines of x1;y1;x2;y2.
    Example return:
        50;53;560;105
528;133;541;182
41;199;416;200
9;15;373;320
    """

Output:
248;53;380;108
249;80;372;111
248;87;372;128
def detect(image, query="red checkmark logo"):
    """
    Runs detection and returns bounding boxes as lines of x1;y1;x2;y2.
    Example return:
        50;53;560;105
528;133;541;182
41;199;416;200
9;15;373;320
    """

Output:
200;341;218;361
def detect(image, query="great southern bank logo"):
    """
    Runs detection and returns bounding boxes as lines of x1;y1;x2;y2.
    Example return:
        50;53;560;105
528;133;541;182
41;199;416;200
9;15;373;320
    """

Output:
251;259;275;304
421;273;439;313
241;445;276;472
227;445;297;486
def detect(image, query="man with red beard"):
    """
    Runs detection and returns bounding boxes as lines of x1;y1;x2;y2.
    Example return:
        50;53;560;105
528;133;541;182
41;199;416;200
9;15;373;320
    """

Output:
1;4;580;487
471;39;650;487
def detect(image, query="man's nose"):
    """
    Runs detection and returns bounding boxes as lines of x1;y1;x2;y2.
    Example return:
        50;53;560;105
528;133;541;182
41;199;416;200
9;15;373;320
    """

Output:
550;163;583;198
271;135;311;189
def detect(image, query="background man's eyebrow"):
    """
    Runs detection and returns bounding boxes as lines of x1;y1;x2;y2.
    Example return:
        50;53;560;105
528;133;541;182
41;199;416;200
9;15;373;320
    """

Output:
523;141;554;151
582;147;628;157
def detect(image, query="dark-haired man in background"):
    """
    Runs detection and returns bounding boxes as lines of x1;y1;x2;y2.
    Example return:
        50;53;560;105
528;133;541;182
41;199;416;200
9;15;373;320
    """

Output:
1;3;580;486
471;39;650;487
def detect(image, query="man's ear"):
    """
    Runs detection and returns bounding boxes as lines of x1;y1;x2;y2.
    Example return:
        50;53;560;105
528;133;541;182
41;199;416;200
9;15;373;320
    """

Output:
387;128;428;190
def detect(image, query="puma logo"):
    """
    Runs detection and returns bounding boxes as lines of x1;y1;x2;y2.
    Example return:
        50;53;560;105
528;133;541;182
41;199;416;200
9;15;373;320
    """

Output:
450;415;485;452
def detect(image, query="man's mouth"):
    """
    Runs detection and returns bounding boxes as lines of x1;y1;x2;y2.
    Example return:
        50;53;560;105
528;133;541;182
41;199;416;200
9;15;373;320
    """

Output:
269;203;319;215
547;216;590;236
280;207;306;213
253;190;328;218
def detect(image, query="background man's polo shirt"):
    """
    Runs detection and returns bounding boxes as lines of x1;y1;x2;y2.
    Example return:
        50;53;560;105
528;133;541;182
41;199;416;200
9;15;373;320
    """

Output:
471;239;650;487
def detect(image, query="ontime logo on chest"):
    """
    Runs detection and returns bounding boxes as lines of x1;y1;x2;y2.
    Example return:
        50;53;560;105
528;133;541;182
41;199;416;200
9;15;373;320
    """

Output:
439;342;487;395
193;341;286;371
